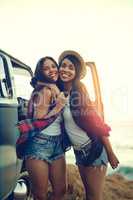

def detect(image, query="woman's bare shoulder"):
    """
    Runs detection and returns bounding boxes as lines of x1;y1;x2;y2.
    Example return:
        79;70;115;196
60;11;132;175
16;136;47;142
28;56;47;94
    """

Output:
40;87;52;97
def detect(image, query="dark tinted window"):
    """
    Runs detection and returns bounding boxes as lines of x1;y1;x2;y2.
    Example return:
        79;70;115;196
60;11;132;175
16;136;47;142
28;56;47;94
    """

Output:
0;56;10;98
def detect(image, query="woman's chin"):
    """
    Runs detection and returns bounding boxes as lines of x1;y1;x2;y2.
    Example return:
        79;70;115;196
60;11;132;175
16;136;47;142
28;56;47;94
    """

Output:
60;78;72;82
53;77;58;82
48;76;58;82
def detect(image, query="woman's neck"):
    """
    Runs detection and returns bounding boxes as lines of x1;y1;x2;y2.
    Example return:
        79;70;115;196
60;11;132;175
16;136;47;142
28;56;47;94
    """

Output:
64;82;72;94
37;81;55;86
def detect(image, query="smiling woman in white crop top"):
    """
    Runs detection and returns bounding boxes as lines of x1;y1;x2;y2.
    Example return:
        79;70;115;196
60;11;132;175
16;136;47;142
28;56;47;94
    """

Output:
58;50;119;200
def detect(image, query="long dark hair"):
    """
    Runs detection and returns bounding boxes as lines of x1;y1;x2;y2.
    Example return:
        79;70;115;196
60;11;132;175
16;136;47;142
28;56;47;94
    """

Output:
31;56;58;88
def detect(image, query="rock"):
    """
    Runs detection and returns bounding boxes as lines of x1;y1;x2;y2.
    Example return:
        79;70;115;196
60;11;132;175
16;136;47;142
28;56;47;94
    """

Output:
47;164;133;200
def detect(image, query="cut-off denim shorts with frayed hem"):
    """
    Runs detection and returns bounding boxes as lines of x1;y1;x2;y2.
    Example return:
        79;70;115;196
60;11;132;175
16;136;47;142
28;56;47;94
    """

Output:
74;143;108;167
24;133;65;164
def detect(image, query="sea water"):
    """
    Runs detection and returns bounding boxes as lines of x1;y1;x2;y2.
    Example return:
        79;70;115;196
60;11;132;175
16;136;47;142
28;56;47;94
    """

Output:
66;122;133;180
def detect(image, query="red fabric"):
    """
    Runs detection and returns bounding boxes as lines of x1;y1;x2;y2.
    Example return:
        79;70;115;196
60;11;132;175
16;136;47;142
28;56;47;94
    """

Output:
17;117;55;134
78;109;111;136
32;120;49;128
18;123;33;133
70;85;111;137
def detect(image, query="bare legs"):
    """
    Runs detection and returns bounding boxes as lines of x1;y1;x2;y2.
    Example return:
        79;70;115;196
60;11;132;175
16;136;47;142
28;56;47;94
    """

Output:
49;156;67;200
78;165;107;200
26;159;49;200
25;157;106;200
25;156;66;200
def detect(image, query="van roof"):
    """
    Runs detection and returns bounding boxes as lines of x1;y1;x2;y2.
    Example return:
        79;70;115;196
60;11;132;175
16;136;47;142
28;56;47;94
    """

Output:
0;49;32;74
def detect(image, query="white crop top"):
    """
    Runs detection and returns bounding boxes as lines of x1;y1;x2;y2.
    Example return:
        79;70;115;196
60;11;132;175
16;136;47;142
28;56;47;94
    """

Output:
40;114;62;136
63;96;91;148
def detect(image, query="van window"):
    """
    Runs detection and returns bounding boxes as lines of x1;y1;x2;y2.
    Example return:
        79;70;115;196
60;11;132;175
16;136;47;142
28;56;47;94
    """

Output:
81;65;96;102
13;67;33;100
0;56;11;98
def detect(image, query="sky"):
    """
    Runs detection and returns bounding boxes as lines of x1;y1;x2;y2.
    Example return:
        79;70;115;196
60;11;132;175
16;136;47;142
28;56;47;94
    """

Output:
0;0;133;122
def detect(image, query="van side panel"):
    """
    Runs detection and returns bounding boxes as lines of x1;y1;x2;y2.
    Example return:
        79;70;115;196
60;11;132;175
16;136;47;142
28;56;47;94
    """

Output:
0;102;21;200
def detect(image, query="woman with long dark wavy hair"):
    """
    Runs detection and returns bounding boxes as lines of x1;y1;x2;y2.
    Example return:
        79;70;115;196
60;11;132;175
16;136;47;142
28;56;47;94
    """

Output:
24;56;67;200
58;50;119;200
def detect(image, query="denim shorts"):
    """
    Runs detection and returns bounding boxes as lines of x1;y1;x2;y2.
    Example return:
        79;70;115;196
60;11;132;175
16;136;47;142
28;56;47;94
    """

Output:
24;133;64;164
74;143;108;167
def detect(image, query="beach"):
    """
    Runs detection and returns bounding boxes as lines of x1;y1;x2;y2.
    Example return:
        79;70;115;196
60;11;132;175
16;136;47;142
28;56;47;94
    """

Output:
57;122;133;199
46;164;133;200
66;122;133;180
27;122;133;200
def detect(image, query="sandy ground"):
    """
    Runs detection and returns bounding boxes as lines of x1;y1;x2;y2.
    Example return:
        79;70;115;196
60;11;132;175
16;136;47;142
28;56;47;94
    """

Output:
28;164;133;200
